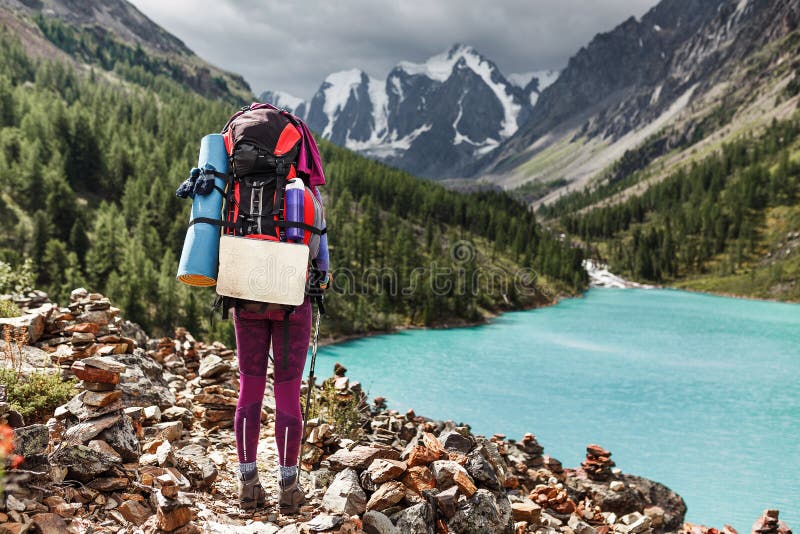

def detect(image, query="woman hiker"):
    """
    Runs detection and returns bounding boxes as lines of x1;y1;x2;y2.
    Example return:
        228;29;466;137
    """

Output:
219;105;330;514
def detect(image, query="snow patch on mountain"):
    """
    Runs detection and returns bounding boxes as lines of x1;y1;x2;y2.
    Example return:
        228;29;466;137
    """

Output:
365;76;388;142
397;45;470;82
269;90;304;112
349;123;432;158
320;69;365;138
458;48;521;137
399;45;521;138
453;94;501;155
259;90;306;117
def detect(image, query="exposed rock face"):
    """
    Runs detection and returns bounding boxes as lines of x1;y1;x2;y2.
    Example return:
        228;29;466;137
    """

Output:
297;45;547;179
481;0;800;187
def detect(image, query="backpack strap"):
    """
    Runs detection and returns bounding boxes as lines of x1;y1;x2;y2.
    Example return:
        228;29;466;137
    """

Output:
273;220;327;235
188;217;237;229
272;158;288;217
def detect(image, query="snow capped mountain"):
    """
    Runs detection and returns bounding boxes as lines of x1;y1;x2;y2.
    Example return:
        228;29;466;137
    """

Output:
298;44;536;179
259;89;307;118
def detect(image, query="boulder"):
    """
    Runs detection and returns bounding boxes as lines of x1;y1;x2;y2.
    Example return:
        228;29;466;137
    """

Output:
368;458;407;484
97;414;139;462
161;406;193;427
70;361;119;385
83;390;122;408
564;473;686;531
447;489;514;534
118;499;152;526
366;481;405;512
0;343;51;373
198;355;228;378
438;430;473;453
390;502;432;534
12;424;48;457
363;510;399;534
304;514;343;532
406;446;440;467
321;468;367;515
473;439;508;487
433;485;459;519
0;312;45;343
153;421;183;442
62;392;123;421
327;445;399;471
49;444;118;481
466;449;501;490
30;513;67;533
173;444;218;488
402;465;436;494
112;352;176;408
155;491;193;532
87;440;122;463
511;501;542;523
430;460;473;491
62;413;120;444
81;356;126;374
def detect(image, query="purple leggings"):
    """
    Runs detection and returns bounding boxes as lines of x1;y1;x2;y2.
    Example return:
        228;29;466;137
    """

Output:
233;298;311;467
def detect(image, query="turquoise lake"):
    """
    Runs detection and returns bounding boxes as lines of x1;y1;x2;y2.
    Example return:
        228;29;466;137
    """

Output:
312;289;800;530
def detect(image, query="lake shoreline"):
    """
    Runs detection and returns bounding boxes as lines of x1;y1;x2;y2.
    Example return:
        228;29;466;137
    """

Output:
318;291;567;347
320;281;799;348
668;283;800;304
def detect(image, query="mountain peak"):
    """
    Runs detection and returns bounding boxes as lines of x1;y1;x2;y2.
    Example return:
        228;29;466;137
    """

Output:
323;68;367;85
396;44;490;82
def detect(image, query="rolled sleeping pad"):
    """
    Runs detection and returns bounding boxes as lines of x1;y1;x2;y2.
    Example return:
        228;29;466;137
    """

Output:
177;134;228;287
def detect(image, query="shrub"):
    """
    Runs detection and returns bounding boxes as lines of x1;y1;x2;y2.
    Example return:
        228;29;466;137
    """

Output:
0;299;19;319
302;380;369;442
0;260;35;296
0;369;76;423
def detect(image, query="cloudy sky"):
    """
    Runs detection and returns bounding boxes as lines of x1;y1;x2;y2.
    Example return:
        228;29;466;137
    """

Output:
128;0;660;100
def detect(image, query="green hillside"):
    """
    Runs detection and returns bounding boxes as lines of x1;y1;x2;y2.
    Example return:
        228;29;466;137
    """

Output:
0;24;587;342
548;113;800;301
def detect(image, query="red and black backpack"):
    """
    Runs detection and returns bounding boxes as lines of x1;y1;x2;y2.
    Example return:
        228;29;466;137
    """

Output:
220;105;325;257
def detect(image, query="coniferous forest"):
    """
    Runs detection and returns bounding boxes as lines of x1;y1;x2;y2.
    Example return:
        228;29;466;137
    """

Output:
546;115;800;298
0;27;587;342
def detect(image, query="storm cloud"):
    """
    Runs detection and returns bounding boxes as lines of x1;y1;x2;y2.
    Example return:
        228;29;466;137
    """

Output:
128;0;660;99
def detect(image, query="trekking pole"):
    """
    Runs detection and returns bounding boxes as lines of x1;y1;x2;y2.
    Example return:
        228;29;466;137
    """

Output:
299;296;323;465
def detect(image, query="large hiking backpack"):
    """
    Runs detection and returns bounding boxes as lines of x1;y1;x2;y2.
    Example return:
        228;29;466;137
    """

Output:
216;104;327;370
221;105;325;256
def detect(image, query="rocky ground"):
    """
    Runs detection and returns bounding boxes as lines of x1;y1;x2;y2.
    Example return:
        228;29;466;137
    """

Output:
0;289;794;534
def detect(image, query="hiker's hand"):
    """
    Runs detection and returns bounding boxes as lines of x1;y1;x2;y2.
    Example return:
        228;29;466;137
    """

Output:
308;269;329;298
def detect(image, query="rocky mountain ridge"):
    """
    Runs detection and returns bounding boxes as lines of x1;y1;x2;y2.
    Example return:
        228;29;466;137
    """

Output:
0;288;794;533
476;0;800;207
0;0;252;102
261;45;559;179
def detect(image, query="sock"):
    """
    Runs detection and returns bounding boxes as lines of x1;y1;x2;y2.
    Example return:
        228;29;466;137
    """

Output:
279;464;298;487
239;461;258;480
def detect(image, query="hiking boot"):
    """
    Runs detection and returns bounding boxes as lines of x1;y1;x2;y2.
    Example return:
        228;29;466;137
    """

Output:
238;473;265;511
278;478;306;515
